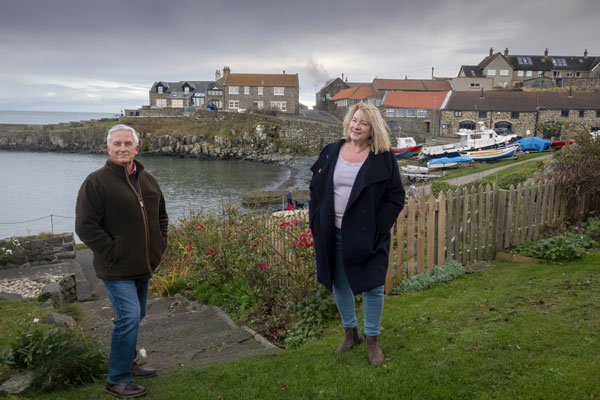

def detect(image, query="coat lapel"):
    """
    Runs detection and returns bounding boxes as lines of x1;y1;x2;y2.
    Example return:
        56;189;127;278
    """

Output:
345;151;390;211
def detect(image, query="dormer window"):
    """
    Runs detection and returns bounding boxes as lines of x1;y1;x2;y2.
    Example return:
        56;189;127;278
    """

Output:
158;86;163;94
184;86;190;93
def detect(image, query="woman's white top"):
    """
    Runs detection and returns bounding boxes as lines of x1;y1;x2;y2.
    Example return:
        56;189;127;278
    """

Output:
333;152;364;229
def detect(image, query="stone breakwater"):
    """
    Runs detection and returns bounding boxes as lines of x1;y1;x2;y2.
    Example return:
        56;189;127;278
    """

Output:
0;112;343;163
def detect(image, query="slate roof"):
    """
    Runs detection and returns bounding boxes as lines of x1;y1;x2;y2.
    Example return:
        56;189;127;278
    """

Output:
445;91;600;112
373;79;452;91
381;91;451;109
223;73;298;87
469;52;600;73
150;81;209;94
459;66;484;78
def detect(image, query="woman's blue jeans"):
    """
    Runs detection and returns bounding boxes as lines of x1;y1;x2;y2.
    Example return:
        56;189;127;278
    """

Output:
103;278;149;384
333;229;384;337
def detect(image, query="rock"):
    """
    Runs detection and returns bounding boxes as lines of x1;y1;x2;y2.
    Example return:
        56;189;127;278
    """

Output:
0;370;35;396
0;292;23;301
38;282;62;303
44;312;75;327
40;298;54;309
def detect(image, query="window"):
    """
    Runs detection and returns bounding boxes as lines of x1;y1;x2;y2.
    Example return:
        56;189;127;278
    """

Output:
526;71;533;77
554;71;562;78
156;98;167;107
253;101;264;109
271;101;287;111
454;111;463;117
576;72;582;78
193;97;204;107
552;58;568;67
500;69;509;76
229;100;239;109
538;71;544;77
517;71;524;77
229;86;239;94
407;109;416;117
511;112;520;119
386;109;394;117
157;86;164;94
479;111;487;118
183;86;190;93
258;87;263;95
417;109;427;118
561;110;569;117
597;110;600;118
274;87;284;95
396;109;405;117
376;99;382;106
579;110;585;118
368;98;374;105
171;99;183;108
470;82;480;87
208;89;222;96
487;69;496;76
244;86;250;95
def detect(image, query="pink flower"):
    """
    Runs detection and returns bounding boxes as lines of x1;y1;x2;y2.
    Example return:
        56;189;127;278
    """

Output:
294;240;299;246
207;248;214;254
253;241;260;247
282;384;287;389
260;262;266;270
186;245;195;251
184;255;190;263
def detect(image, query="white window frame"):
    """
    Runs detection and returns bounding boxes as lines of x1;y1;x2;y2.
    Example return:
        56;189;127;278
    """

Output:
417;109;427;118
454;111;463;117
270;101;287;111
156;98;167;108
258;87;264;95
157;86;164;94
470;82;480;87
517;71;524;77
171;99;183;108
253;101;264;109
193;97;204;107
487;69;496;76
500;69;509;76
538;71;544;77
566;72;573;77
385;109;394;117
407;109;416;118
229;86;239;94
396;109;404;117
244;86;250;95
526;71;533;77
229;100;240;109
183;86;190;93
274;87;285;96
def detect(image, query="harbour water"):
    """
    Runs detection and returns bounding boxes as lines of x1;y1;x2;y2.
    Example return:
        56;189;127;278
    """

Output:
0;110;119;125
0;151;292;241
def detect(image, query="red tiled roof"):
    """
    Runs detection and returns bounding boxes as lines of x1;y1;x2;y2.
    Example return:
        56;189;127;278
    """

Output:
373;79;451;91
224;73;298;87
382;91;450;109
330;85;375;101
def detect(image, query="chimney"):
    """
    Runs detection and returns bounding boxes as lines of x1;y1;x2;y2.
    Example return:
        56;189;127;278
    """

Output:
584;49;588;57
432;66;435;79
504;48;509;56
283;70;285;74
480;88;484;99
341;73;344;81
489;47;493;56
215;69;221;81
544;48;549;57
223;66;231;80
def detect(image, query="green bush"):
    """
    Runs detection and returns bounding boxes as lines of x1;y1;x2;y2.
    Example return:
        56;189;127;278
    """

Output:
511;232;597;262
496;170;530;189
579;216;600;242
0;237;26;265
0;321;106;391
284;288;337;349
393;259;466;293
431;181;455;197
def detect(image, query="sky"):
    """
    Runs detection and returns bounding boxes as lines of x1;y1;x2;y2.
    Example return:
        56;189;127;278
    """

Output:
1;0;597;113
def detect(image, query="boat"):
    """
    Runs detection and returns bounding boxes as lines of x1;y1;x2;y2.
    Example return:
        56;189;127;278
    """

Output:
427;156;472;170
462;144;518;161
420;122;519;159
550;139;574;150
393;137;422;159
401;165;442;182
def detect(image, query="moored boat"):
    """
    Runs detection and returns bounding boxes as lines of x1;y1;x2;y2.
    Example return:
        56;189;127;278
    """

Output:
394;137;422;159
427;155;472;169
462;144;518;161
550;139;574;150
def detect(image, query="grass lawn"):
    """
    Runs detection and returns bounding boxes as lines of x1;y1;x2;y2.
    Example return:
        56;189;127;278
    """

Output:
7;253;600;399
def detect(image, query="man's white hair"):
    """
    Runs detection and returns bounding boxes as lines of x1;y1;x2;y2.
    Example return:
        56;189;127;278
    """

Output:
107;124;139;146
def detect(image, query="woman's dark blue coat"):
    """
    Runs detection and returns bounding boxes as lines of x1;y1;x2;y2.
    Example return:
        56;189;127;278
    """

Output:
309;139;405;295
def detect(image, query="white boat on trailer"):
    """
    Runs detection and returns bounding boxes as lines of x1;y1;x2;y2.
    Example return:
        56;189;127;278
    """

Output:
462;144;518;161
420;122;520;159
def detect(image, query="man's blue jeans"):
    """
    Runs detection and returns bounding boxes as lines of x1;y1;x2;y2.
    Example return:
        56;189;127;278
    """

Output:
103;279;149;384
333;229;385;337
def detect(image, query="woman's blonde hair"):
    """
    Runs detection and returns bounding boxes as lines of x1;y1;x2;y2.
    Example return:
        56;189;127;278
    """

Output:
342;102;391;154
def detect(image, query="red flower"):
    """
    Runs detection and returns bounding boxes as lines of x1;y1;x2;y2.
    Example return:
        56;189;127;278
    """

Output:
186;245;195;252
260;262;266;270
282;384;287;389
184;255;190;263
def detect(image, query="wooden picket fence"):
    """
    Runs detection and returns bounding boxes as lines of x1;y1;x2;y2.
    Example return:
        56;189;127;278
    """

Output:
384;179;567;293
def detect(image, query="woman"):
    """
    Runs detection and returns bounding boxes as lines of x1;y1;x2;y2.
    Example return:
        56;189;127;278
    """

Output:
309;102;405;366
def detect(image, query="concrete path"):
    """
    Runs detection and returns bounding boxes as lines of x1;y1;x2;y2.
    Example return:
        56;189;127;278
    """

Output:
1;249;279;374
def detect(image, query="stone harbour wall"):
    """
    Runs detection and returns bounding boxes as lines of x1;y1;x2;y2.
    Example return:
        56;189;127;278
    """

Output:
0;233;76;269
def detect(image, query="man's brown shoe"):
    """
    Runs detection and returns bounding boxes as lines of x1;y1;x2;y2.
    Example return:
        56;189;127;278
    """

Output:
105;381;146;398
131;363;157;378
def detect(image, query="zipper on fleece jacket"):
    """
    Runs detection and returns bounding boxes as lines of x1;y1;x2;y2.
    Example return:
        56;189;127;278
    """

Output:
124;167;153;275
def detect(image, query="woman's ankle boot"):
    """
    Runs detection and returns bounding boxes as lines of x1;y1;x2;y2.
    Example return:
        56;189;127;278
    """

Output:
335;327;362;353
366;335;385;366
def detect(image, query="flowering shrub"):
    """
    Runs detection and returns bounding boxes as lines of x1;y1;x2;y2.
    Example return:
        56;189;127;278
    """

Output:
0;237;26;265
152;208;336;347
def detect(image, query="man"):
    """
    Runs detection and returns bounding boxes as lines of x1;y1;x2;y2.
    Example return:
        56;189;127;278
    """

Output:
76;124;168;398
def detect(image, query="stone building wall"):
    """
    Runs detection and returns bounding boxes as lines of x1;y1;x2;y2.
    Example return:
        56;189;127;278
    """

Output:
440;111;538;137
538;109;600;136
